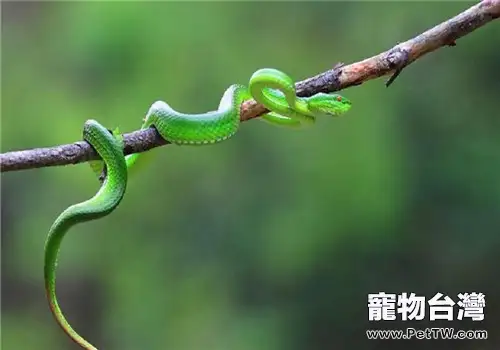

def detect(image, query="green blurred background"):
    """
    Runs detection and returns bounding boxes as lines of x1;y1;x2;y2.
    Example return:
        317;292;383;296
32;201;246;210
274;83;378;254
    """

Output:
1;1;499;349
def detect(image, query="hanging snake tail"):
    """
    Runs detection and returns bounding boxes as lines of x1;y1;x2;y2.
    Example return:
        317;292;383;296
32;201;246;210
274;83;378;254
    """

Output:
44;120;128;350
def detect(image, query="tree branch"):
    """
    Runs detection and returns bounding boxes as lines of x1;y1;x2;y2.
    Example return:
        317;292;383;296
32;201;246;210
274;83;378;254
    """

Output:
1;0;499;173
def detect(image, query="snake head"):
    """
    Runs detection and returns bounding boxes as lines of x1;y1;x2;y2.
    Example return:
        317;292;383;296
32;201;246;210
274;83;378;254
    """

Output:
307;93;352;117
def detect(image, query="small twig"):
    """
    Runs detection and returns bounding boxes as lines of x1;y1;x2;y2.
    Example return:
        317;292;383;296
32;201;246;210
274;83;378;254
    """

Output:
385;48;410;87
1;0;499;173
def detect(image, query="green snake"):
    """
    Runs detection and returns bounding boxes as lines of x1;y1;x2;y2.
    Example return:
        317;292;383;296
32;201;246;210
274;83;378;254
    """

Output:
44;68;352;349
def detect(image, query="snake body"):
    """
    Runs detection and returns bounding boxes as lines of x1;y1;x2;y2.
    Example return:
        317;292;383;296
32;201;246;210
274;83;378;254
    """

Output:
44;68;352;349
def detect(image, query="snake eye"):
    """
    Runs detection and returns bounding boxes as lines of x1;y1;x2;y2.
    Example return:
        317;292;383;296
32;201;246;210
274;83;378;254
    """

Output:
336;96;342;102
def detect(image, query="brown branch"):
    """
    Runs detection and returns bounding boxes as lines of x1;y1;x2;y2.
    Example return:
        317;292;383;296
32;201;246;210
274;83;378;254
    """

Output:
1;0;499;173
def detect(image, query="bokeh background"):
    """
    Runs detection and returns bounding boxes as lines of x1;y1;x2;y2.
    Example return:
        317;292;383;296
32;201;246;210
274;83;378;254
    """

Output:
2;1;499;349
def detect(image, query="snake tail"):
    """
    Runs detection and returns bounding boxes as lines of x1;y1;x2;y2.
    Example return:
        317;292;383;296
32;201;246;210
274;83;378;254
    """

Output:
44;120;128;350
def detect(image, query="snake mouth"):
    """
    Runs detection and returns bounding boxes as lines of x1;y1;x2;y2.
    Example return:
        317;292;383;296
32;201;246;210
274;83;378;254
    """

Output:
338;101;352;114
329;101;351;116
